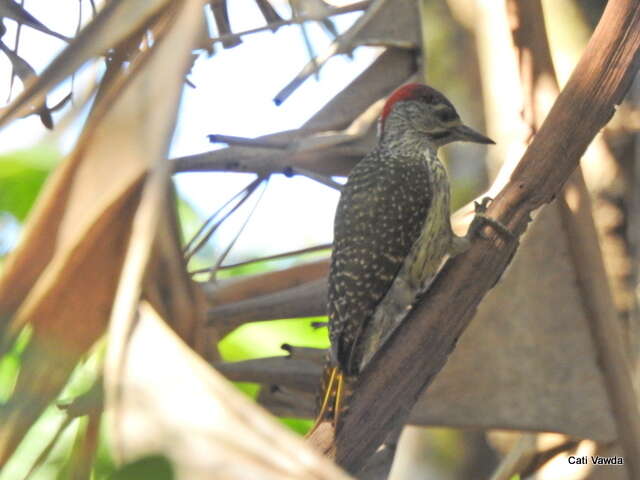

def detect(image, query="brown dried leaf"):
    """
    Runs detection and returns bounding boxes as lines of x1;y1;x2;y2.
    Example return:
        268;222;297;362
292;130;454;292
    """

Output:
0;1;202;465
0;0;174;127
117;302;350;480
103;1;211;449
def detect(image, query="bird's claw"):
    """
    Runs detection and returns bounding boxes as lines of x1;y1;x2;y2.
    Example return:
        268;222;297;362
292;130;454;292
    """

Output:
474;196;493;214
468;197;515;241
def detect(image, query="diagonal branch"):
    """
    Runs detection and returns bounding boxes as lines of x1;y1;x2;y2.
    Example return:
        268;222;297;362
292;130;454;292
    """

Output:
306;0;640;473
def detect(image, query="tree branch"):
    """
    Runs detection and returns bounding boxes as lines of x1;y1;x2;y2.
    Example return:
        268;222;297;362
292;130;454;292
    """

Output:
207;278;327;330
215;346;324;394
306;0;640;473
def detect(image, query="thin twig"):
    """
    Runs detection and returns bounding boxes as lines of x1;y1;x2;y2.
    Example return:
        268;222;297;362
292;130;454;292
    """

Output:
274;43;340;106
183;175;265;261
207;134;288;149
274;0;393;105
6;0;25;103
70;0;84;105
286;166;344;191
49;92;72;113
209;176;270;280
209;1;370;47
292;0;320;81
190;242;331;274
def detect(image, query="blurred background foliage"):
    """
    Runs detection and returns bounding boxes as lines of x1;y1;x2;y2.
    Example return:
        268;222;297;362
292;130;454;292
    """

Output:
0;147;56;221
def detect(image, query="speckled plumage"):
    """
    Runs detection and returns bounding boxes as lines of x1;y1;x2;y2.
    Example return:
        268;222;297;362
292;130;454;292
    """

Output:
327;84;494;378
328;117;454;375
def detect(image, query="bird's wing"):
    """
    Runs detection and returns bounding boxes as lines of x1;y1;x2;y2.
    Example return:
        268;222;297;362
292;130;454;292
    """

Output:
328;151;432;374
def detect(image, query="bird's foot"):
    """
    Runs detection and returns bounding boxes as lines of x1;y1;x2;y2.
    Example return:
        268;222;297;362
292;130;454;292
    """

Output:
468;196;515;241
449;198;516;257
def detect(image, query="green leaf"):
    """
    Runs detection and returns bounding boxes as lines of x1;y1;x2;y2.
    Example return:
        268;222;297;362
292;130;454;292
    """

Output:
0;326;32;402
219;317;328;363
175;189;203;247
0;147;58;221
280;417;312;435
108;455;174;480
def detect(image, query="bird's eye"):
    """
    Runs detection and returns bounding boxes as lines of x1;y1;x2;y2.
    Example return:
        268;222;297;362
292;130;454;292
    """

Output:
436;108;458;123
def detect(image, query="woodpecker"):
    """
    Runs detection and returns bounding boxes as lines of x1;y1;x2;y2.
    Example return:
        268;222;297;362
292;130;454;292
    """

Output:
311;83;495;433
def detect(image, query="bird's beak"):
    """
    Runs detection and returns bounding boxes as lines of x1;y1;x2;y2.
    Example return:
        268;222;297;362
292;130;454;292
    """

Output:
452;124;495;145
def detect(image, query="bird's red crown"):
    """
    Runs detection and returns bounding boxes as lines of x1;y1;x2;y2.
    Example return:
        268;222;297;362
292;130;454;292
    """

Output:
379;83;454;130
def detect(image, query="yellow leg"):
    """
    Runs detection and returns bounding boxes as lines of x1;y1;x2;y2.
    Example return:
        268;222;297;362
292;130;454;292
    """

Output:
306;367;338;437
333;371;345;430
317;367;338;422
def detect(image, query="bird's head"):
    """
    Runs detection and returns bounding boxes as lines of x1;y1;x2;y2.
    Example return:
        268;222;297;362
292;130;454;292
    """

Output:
379;83;494;147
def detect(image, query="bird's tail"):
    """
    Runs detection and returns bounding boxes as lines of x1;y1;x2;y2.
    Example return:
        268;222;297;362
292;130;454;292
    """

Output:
306;363;349;437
